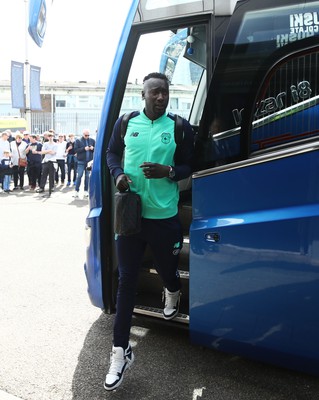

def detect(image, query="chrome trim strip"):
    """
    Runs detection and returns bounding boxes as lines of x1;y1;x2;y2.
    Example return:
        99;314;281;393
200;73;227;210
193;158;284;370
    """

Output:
134;305;189;324
213;94;319;141
179;270;189;279
193;141;319;179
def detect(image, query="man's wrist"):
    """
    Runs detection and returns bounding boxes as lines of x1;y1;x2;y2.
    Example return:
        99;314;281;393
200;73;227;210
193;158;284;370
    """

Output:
168;165;175;179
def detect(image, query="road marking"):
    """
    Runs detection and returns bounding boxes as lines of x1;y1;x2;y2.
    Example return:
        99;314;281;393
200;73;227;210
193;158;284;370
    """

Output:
0;391;24;400
192;387;206;399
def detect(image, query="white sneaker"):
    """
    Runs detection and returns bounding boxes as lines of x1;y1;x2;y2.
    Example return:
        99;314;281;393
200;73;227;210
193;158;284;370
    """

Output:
72;191;79;198
162;288;181;320
84;191;89;197
0;188;3;193
104;345;134;391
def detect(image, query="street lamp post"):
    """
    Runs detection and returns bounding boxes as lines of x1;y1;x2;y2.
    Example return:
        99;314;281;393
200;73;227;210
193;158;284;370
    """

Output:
24;0;31;131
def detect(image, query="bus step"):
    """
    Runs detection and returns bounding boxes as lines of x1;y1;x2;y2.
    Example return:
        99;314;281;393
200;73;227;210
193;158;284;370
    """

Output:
134;305;189;324
149;268;189;279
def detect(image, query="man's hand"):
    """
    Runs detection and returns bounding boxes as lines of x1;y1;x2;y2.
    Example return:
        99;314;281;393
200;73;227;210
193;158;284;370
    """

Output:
140;162;170;179
116;174;132;192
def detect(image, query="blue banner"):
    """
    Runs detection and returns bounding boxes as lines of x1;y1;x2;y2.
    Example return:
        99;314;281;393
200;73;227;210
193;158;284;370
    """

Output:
30;65;42;110
11;61;25;109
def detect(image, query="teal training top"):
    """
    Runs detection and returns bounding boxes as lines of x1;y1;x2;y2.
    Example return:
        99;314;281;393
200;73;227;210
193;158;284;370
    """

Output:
124;112;179;219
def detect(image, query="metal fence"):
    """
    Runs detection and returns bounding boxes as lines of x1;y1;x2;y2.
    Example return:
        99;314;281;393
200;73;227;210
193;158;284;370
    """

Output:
1;106;189;137
19;111;102;136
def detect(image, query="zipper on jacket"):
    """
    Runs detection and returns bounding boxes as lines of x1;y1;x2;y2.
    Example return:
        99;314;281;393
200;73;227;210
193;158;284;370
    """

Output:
142;119;154;201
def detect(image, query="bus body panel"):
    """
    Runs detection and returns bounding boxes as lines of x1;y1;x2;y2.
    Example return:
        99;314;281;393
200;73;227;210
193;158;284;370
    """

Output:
84;207;103;308
190;148;319;374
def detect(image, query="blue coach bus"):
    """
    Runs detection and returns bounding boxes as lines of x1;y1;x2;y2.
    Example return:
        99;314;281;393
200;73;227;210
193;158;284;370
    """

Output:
85;0;319;375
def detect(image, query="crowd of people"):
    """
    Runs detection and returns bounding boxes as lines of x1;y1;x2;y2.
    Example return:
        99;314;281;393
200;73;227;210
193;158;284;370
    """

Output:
0;128;95;197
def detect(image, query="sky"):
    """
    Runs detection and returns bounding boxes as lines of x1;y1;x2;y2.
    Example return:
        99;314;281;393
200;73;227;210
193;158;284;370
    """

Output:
0;0;133;83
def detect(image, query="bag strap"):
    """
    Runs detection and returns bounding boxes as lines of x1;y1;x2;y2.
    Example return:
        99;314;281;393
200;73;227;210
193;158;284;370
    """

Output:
120;112;184;148
174;114;184;147
120;112;135;142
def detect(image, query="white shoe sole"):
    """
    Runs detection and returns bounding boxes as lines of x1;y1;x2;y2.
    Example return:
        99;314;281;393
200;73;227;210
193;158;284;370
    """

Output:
163;308;179;320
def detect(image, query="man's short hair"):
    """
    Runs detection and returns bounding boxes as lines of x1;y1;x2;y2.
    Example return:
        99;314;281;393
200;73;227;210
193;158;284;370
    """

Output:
143;72;169;84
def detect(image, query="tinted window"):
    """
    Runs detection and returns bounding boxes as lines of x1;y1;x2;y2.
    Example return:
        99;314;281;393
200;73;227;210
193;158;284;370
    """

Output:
198;0;319;169
251;49;319;151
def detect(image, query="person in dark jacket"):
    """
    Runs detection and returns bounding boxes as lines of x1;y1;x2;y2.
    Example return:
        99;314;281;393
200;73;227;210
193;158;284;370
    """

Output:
27;134;43;190
65;133;77;186
104;72;194;391
73;129;95;198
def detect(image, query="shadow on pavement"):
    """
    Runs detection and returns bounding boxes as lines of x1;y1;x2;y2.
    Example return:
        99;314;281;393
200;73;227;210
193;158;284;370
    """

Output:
71;313;319;400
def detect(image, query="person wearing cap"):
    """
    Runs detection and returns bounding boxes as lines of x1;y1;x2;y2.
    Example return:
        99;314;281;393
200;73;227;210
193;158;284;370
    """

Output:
65;133;77;186
36;131;57;195
23;131;30;144
6;130;14;143
42;131;49;143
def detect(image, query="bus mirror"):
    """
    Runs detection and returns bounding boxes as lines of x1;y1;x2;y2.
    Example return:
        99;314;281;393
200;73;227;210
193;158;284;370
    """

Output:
28;0;47;48
184;25;206;68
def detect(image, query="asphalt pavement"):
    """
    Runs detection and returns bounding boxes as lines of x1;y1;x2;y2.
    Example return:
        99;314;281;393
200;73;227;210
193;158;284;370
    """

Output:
1;185;319;400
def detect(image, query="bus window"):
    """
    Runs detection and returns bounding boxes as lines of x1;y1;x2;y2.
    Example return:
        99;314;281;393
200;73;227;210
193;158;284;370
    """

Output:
199;0;319;169
251;49;319;151
120;27;205;120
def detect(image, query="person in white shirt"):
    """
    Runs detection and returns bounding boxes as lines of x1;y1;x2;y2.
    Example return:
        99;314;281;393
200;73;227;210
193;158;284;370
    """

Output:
0;131;11;192
0;131;11;160
10;133;28;190
55;133;67;185
36;131;57;196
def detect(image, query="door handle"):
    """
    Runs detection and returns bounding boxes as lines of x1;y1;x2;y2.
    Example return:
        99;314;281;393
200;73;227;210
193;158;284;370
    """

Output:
205;232;220;242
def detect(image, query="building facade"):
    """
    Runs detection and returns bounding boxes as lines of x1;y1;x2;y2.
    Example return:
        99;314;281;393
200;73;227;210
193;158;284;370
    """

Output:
0;80;194;137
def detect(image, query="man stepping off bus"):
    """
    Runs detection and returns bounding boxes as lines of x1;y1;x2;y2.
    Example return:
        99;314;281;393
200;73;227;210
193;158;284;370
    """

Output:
105;72;194;391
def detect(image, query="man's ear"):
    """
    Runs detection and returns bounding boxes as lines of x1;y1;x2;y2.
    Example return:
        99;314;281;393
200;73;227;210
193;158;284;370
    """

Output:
141;90;145;100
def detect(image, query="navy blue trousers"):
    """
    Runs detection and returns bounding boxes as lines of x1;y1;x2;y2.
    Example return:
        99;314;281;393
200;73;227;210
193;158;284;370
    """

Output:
113;215;183;348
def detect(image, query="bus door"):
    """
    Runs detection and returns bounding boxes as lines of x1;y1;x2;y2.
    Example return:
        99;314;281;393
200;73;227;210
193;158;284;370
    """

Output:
110;22;211;321
190;0;319;374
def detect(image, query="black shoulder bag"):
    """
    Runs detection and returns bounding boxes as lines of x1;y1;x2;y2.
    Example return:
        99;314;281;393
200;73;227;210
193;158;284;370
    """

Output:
114;189;141;236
